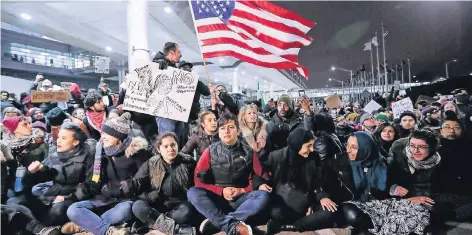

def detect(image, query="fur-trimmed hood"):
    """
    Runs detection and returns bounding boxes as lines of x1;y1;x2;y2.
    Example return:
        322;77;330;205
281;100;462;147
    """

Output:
125;137;149;158
239;116;268;152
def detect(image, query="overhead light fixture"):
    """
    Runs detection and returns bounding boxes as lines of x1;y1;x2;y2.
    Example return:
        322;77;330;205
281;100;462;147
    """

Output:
331;66;336;71
469;72;472;76
21;49;31;53
105;46;112;51
164;6;172;14
21;13;32;20
40;52;48;56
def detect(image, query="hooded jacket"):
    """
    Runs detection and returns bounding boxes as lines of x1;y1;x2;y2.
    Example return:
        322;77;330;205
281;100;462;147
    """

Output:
262;111;302;160
181;129;219;161
239;117;268;153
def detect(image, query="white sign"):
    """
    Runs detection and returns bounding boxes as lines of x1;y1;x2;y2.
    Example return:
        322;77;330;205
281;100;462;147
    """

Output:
122;60;199;122
94;56;110;74
363;100;382;114
394;80;401;91
399;90;406;96
392;97;414;119
60;82;73;90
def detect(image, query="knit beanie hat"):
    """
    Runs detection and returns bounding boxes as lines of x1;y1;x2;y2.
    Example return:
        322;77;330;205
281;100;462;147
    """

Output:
375;113;390;123
32;121;47;132
278;94;293;110
399;111;417;123
346;113;359;122
84;92;103;109
69;83;81;96
2;116;22;134
421;106;439;118
359;112;374;125
29;108;42;117
46;107;68;126
101;112;131;140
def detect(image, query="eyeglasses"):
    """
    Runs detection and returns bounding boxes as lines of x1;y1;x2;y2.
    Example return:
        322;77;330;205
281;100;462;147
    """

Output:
346;144;358;151
442;126;461;131
409;144;428;152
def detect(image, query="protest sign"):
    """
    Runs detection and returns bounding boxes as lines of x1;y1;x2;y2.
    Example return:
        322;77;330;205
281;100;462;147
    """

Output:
122;60;199;122
394;80;401;91
31;91;69;103
363;100;382;114
392;97;414;119
325;94;342;109
399;90;406;96
60;82;73;90
94;56;110;74
439;95;453;104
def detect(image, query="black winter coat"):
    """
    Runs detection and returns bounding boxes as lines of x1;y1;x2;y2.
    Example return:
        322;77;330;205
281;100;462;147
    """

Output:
189;81;211;121
388;138;439;198
181;129;219;161
262;112;302;161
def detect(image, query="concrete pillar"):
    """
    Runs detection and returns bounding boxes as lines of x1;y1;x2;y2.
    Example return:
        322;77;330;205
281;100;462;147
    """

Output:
127;0;149;71
232;70;238;93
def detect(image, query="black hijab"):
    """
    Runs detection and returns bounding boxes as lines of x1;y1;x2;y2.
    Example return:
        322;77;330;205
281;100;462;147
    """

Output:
373;123;398;157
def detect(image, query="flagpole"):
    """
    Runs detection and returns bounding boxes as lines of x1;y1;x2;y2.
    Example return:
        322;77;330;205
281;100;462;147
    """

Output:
375;32;381;94
408;55;412;91
382;23;388;92
187;0;211;84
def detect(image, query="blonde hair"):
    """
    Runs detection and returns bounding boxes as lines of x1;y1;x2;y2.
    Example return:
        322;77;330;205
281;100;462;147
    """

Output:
238;104;260;131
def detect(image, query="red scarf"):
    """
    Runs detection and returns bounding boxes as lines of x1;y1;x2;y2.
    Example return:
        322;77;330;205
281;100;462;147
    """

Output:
86;110;106;132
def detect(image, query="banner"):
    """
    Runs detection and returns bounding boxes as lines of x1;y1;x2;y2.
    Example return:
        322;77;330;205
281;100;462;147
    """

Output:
122;60;199;122
60;82;73;90
31;91;69;103
392;97;414;119
363;100;382;114
94;56;110;74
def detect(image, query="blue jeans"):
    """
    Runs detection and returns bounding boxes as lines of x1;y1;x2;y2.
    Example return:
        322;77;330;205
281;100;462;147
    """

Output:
187;187;270;234
31;181;53;197
67;200;134;235
156;117;189;148
6;190;27;206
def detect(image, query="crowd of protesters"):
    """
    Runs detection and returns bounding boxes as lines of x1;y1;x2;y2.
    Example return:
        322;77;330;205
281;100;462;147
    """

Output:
1;42;472;235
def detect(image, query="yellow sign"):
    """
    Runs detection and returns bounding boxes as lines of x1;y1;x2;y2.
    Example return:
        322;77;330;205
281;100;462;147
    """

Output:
31;91;69;103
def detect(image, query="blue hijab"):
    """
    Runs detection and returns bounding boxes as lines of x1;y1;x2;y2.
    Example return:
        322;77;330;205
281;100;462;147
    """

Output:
349;131;387;193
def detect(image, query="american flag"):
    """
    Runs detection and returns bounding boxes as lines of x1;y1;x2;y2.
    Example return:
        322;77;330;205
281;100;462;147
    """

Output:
189;0;315;79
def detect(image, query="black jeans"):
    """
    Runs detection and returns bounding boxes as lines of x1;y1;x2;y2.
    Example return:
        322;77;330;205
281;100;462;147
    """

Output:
341;203;374;230
2;204;45;234
132;199;200;226
270;202;337;232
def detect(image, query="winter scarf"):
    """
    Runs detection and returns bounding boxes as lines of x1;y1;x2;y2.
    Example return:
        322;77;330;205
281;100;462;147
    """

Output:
57;146;84;162
405;144;441;174
1;134;33;161
86;110;106;132
92;137;132;183
149;154;191;190
350;131;388;193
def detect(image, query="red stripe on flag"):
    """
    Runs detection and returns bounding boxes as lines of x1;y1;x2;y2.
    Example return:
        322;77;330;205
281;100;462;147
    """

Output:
203;50;309;79
231;9;312;42
238;0;315;29
201;37;298;63
197;24;251;40
227;20;305;49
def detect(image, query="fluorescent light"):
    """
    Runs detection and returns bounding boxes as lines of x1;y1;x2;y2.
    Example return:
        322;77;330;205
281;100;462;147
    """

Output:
469;72;472;76
40;52;48;56
21;49;31;53
21;13;32;20
105;46;112;51
164;6;172;14
214;78;219;82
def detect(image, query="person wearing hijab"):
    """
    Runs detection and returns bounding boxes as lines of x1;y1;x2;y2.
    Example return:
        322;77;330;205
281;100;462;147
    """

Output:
373;123;398;159
336;131;429;235
260;128;337;234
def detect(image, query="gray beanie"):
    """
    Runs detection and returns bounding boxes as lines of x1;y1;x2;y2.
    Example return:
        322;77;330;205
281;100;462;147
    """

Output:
278;94;293;110
359;112;374;125
101;112;131;140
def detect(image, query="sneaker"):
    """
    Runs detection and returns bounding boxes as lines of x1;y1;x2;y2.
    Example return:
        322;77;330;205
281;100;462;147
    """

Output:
61;222;85;234
199;219;220;235
106;226;130;235
234;222;252;235
36;226;61;235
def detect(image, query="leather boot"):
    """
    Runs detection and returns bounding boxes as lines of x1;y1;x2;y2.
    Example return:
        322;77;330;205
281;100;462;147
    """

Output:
265;219;298;235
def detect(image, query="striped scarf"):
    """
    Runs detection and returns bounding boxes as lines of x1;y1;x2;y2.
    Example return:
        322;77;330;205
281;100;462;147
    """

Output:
91;137;132;183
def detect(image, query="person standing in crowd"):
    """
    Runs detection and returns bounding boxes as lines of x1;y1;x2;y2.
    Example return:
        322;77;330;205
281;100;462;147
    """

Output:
187;114;270;235
418;106;441;132
358;112;376;134
416;100;428;111
452;89;472;116
441;101;464;120
182;110;219;160
395;111;417;138
263;99;276;117
334;115;355;145
210;85;240;119
373;123;398;159
97;82;113;109
179;60;211;123
83;91;107;141
45;107;69;146
1;90;23;118
64;113;151;235
1;116;48;206
238;104;268;153
432;111;472;222
68;83;85;112
29;108;46;123
263;94;302;160
340;131;432;235
2;107;23;120
21;122;95;227
375;113;390;126
129;132;199;235
261;128;338;234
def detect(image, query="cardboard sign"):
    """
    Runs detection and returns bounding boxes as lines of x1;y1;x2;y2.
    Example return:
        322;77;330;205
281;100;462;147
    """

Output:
31;91;69;103
363;100;382;114
122;60;199;122
94;56;110;74
60;82;73;90
392;97;414;119
325;94;342;109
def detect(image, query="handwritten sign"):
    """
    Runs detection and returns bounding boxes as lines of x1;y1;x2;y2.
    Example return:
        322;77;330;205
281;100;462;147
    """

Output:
392;97;414;119
60;82;73;90
31;91;69;103
363;100;382;114
94;56;110;74
122;60;199;122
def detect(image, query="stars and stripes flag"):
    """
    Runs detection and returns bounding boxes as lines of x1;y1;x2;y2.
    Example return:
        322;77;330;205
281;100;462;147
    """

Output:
189;0;315;79
363;42;372;51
